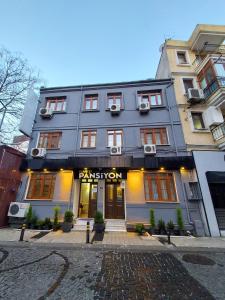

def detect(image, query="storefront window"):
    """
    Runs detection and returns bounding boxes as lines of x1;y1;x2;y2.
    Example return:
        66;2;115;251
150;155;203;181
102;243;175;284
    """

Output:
144;173;177;202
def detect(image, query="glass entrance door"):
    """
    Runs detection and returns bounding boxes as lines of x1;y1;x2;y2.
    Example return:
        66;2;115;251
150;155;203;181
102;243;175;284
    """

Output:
79;182;97;218
105;183;125;219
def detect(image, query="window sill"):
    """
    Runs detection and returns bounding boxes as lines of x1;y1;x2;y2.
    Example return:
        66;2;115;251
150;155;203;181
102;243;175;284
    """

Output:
82;109;100;112
52;111;67;114
192;129;210;133
177;63;191;67
24;198;53;201
145;201;178;203
80;147;96;149
105;108;124;111
45;148;60;150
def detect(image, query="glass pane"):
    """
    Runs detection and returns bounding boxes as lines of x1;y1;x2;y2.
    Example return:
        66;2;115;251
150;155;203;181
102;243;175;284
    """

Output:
206;68;214;83
107;184;114;202
155;132;161;144
92;99;98;109
152;179;158;200
90;184;98;200
108;98;113;108
82;135;89;147
57;101;63;111
85;99;91;110
115;98;121;105
150;95;157;105
183;79;194;93
116;133;122;146
90;135;95;147
201;78;207;89
157;94;162;105
215;63;225;77
116;186;122;201
79;183;90;218
146;133;153;144
144;178;150;200
192;114;204;129
177;52;187;64
49;102;55;110
108;134;114;147
140;95;149;104
160;179;168;200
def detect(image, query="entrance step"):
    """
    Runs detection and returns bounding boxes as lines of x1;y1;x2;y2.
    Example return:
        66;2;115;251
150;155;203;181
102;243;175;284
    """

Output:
72;219;94;231
215;209;225;230
105;219;126;232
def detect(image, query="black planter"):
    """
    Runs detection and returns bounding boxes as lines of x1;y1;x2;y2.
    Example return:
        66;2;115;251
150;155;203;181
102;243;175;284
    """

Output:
94;223;105;233
62;222;72;232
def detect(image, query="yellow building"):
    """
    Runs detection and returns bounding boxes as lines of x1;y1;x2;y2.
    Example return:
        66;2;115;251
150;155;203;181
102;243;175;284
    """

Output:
156;24;225;151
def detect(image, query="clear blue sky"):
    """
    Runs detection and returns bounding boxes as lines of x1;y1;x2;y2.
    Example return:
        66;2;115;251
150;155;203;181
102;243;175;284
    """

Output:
1;0;225;87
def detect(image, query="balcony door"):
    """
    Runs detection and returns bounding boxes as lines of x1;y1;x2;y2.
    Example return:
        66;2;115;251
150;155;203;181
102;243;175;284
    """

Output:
105;183;125;219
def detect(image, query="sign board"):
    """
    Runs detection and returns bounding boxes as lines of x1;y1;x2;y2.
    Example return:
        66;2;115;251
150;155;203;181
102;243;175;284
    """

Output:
77;170;127;180
19;89;39;137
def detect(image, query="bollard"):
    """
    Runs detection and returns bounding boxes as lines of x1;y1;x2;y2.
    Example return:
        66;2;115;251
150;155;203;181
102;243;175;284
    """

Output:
86;221;90;244
19;224;26;241
167;229;171;245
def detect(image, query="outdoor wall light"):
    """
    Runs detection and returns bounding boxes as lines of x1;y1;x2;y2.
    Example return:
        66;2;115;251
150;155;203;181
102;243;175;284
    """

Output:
27;169;31;172
60;168;64;171
160;167;165;171
180;167;185;170
141;168;144;171
112;167;116;170
43;168;47;172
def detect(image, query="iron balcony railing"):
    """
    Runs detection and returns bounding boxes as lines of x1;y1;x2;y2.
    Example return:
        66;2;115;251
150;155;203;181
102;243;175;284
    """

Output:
203;76;225;99
212;122;225;141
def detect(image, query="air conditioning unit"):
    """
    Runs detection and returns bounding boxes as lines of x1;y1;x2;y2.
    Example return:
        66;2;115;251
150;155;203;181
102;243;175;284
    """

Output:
39;107;53;118
187;88;204;103
203;106;224;127
139;102;150;112
144;144;156;155
8;202;30;218
110;146;122;155
110;104;121;114
31;148;46;158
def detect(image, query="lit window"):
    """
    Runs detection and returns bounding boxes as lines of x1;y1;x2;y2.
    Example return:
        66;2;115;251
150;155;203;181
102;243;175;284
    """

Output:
191;112;205;130
38;132;61;149
138;91;162;106
27;173;56;200
107;130;123;147
84;95;98;110
144;173;177;202
81;130;97;148
141;128;168;145
46;97;66;112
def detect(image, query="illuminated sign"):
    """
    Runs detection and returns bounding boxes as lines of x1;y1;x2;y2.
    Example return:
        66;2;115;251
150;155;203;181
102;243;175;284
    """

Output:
78;171;126;179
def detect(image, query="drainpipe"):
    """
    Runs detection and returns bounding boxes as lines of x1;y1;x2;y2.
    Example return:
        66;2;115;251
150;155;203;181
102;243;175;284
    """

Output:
165;81;178;156
74;86;83;157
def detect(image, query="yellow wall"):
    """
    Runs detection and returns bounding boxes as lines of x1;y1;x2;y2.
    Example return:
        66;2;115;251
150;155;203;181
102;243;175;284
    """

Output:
54;171;73;201
126;171;145;204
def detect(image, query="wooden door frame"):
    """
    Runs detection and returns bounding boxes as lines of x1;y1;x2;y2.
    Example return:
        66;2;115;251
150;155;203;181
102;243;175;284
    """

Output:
78;181;98;218
105;181;125;219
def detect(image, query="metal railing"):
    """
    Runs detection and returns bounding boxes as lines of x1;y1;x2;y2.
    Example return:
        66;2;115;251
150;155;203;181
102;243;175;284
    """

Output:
212;122;225;140
203;76;225;99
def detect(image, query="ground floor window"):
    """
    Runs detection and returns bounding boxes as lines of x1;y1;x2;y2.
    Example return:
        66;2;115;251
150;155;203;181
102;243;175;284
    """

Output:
26;173;56;200
144;173;177;202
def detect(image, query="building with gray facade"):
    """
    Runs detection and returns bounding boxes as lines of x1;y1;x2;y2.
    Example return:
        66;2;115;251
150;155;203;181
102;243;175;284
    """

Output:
17;79;205;234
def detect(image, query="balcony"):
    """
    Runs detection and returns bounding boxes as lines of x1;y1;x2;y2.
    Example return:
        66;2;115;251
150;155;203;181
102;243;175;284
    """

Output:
192;46;225;71
203;76;225;107
211;122;225;150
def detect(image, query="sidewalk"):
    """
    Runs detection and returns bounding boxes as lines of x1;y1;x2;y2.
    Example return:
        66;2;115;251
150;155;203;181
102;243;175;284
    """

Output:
1;228;225;249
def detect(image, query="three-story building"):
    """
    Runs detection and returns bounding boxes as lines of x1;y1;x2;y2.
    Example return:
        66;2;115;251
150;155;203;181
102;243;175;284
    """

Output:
17;79;204;233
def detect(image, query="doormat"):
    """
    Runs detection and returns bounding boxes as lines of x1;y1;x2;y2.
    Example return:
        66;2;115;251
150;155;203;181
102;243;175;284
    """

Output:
92;232;104;243
31;231;50;239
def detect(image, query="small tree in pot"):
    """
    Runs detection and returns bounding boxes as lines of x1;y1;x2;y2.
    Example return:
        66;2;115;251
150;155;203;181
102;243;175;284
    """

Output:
149;209;155;235
158;218;166;235
166;220;175;235
53;206;61;231
62;210;74;232
176;208;184;235
93;211;105;233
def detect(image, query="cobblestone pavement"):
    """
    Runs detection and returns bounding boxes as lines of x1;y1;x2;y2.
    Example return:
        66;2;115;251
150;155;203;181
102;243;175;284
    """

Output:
0;245;224;300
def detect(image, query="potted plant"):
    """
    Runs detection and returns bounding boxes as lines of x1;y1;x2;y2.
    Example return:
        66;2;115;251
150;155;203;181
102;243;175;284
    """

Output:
30;214;38;229
158;218;166;235
37;219;45;230
93;211;105;233
53;206;61;231
167;220;175;235
135;223;145;235
25;206;33;229
43;217;52;230
176;207;184;235
62;210;74;232
149;209;155;235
